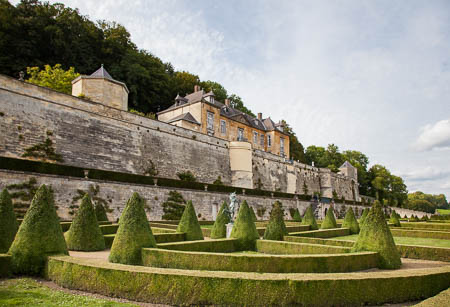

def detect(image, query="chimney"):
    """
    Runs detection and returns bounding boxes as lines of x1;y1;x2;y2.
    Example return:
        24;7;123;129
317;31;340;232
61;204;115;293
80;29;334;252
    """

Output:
225;98;230;107
257;113;262;120
194;85;200;92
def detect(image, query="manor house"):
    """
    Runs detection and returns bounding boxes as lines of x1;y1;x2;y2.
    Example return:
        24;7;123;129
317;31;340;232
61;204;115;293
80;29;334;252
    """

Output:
157;86;290;158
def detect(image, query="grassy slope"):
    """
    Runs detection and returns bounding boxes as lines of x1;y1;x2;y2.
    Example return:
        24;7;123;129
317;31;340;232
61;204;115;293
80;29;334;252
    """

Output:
336;234;450;248
436;209;450;215
0;278;137;306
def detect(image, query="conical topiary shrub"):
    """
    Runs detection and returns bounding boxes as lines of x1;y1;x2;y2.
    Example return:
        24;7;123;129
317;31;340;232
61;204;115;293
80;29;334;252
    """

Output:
360;208;370;224
210;201;231;239
0;189;19;253
176;201;204;241
342;207;360;234
301;206;318;230
109;192;156;265
351;201;401;269
263;201;288;241
293;208;302;222
249;205;257;222
64;194;105;251
321;207;338;229
230;200;259;250
8;185;68;275
95;202;108;222
389;211;401;227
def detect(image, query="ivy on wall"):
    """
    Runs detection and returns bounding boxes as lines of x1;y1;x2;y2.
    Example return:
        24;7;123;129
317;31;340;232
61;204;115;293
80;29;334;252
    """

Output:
22;132;63;162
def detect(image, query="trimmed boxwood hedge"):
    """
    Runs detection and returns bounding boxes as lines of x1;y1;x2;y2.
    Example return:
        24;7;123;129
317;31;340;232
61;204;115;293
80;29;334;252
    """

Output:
284;236;355;248
0;254;11;278
141;246;378;273
401;222;450;230
290;228;350;238
0;189;18;253
100;224;119;235
390;229;450;240
47;256;450;306
256;239;351;255
104;232;186;248
158;238;236;253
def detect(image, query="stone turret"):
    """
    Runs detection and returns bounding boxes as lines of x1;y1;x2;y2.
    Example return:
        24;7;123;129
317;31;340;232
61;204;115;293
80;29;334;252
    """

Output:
71;65;129;111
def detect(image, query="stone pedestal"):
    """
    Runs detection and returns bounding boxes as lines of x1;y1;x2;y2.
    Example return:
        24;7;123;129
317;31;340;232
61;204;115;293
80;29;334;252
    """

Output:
226;223;234;238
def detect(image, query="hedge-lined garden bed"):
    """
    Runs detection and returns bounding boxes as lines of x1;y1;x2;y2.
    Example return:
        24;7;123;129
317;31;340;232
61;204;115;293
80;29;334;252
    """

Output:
255;240;350;254
289;228;350;238
390;229;450;240
104;232;186;248
284;236;354;247
401;222;450;230
157;238;237;252
0;254;11;277
141;247;378;273
100;224;119;235
46;256;450;306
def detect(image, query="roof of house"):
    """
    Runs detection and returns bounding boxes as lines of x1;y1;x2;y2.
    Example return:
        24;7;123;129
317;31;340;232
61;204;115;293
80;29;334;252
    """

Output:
167;112;200;125
159;88;287;135
91;65;113;79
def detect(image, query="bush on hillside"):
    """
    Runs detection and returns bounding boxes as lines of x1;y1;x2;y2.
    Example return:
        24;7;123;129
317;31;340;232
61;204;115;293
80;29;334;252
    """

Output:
210;201;231;239
342;207;360;234
230;200;259;250
301;206;318;230
176;201;204;241
64;194;105;251
352;200;401;269
0;189;19;253
8;185;68;275
263;201;288;241
109;192;156;265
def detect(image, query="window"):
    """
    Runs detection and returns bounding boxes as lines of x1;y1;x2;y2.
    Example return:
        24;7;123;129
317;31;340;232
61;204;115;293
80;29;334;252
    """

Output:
237;128;244;141
207;111;214;135
253;131;258;144
280;137;285;156
260;134;264;146
268;135;272;147
220;120;227;134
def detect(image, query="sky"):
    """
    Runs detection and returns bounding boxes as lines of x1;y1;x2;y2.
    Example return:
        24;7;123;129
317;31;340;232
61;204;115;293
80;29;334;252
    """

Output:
22;0;450;197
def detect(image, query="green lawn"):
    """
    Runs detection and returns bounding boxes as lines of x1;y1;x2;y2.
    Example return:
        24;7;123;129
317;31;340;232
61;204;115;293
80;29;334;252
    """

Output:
335;234;450;248
0;278;137;306
437;209;450;215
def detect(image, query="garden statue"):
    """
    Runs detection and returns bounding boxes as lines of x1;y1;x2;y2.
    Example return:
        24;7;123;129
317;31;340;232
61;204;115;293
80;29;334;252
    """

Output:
229;192;239;222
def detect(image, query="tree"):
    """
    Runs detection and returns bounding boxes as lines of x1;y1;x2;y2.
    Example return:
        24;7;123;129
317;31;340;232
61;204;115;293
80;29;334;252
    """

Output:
200;80;228;102
169;71;200;97
228;94;255;117
342;150;370;195
281;120;306;162
161;191;185;220
263;201;288;241
26;64;79;94
367;165;407;207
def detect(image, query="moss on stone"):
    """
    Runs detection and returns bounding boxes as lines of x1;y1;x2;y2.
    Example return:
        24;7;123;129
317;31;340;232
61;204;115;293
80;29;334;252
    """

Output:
301;206;318;230
0;189;18;253
8;184;68;275
342;207;360;234
210;201;230;239
321;207;338;229
109;192;156;265
94;202;108;222
293;208;302;222
351;200;401;269
263;201;288;241
230;200;259;250
249;206;257;222
359;208;369;225
176;201;204;241
389;211;401;227
64;194;105;251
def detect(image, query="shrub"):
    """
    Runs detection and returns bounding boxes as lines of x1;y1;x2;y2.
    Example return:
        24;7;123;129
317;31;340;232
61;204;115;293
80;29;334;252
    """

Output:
389;211;401;227
0;189;19;253
360;208;370;224
176;201;204;241
249;205;257;222
177;171;196;182
301;206;318;230
95;202;109;222
351;201;401;269
292;208;302;222
8;185;68;275
109;192;156;265
342;207;360;234
321;207;338;229
210;202;231;239
263;201;288;241
161;191;185;220
64;194;105;251
230;200;259;250
213;176;224;185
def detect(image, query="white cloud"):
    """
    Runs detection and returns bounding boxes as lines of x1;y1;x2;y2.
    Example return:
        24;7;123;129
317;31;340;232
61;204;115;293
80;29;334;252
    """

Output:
413;119;450;151
399;167;450;181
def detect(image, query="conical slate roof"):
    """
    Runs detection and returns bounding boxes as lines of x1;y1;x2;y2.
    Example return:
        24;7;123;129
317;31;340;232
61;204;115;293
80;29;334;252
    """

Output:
90;64;113;79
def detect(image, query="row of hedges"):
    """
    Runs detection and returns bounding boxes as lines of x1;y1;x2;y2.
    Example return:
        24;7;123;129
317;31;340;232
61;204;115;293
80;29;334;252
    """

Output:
0;254;11;277
285;237;450;262
100;224;119;235
157;238;237;253
47;256;450;306
289;228;350;238
400;222;450;230
0;156;353;203
390;229;450;240
255;239;350;255
141;247;378;273
104;232;186;248
415;287;450;306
